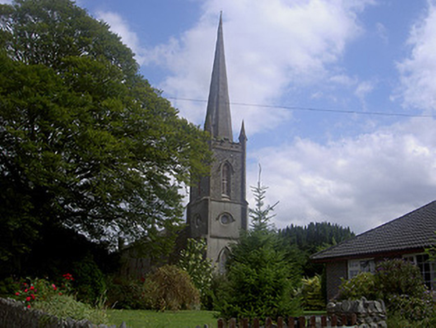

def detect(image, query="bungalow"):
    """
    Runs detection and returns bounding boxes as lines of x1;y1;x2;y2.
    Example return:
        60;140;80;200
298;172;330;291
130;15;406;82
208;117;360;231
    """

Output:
311;200;436;300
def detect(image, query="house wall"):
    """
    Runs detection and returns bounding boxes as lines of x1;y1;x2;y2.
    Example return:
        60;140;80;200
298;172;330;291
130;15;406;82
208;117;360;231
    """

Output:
325;260;347;300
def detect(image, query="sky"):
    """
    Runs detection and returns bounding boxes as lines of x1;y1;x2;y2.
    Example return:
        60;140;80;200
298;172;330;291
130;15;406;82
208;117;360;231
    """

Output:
4;0;436;234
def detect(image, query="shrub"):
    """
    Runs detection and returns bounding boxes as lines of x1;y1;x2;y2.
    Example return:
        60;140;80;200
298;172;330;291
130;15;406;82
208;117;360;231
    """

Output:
387;293;434;323
375;258;427;298
144;265;200;311
387;310;436;328
33;294;108;324
0;277;20;298
301;275;325;310
9;275;107;324
338;259;436;324
338;272;377;300
71;255;106;305
12;276;73;308
178;238;213;308
106;276;148;309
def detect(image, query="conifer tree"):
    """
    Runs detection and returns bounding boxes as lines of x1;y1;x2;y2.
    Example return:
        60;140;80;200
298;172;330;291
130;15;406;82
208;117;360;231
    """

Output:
216;166;302;319
249;165;278;232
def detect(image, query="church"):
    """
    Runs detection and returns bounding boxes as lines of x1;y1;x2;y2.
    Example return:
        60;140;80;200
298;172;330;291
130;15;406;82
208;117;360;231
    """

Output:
186;14;248;272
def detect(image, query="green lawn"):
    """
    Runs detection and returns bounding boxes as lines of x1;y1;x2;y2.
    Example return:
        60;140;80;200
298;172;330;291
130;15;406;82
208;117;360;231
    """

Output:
107;310;219;328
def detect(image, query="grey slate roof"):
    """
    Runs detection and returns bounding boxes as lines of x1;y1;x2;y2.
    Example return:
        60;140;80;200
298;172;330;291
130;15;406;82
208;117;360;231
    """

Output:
311;200;436;261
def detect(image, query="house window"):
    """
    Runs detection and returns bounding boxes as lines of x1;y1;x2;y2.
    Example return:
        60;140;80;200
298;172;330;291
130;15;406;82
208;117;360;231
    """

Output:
221;163;231;198
348;259;375;279
403;253;436;289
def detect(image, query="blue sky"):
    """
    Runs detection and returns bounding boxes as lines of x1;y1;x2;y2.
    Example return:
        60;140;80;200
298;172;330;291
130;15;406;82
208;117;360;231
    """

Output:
4;0;436;234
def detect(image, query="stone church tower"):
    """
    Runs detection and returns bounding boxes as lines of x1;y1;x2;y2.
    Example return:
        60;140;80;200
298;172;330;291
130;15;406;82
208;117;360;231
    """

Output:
186;14;248;272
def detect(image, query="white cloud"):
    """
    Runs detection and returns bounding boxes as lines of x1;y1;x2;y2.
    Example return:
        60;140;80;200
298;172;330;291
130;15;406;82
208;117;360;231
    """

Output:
354;80;376;110
141;0;374;135
396;0;436;112
375;22;388;44
249;118;436;234
329;74;358;87
95;11;147;66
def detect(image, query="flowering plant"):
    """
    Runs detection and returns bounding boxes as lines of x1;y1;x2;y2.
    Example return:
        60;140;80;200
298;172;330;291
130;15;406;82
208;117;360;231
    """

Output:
13;273;75;308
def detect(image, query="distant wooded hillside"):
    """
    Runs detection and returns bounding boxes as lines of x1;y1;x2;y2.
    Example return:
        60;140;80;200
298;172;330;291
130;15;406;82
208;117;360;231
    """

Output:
279;222;355;276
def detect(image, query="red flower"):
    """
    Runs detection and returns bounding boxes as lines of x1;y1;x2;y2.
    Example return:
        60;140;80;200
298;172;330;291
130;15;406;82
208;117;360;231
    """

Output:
30;286;35;291
63;273;74;281
27;305;31;309
52;284;57;290
31;294;35;300
24;289;28;293
15;292;20;296
26;296;31;302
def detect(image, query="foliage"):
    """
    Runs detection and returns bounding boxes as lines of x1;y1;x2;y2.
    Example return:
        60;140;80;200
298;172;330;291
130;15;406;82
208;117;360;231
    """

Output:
376;259;434;323
375;258;427;298
71;255;106;305
0;0;211;267
279;222;355;254
106;276;148;310
387;293;434;323
216;178;302;319
107;309;219;328
279;222;355;276
10;225;120;281
300;275;325;311
33;294;108;324
338;259;435;324
178;238;214;308
249;166;278;231
206;273;232;311
7;274;106;324
386;311;436;328
144;265;200;311
12;275;73;308
0;276;19;297
217;231;302;319
338;272;377;300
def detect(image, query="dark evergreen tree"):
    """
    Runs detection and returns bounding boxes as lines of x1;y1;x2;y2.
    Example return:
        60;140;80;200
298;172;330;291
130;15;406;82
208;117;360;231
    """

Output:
279;222;355;276
216;175;302;319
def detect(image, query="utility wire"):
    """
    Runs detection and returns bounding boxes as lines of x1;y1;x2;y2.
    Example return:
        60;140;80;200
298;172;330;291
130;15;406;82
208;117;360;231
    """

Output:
166;96;434;119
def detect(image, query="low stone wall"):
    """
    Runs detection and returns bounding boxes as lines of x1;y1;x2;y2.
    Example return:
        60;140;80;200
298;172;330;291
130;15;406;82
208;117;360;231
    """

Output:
327;297;387;328
0;297;125;328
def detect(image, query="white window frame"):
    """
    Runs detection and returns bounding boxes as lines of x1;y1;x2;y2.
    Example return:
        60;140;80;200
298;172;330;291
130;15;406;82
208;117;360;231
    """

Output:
402;253;436;290
347;258;375;279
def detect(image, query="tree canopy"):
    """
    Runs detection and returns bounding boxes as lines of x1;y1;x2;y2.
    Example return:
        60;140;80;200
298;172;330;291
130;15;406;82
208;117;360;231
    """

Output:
0;0;211;266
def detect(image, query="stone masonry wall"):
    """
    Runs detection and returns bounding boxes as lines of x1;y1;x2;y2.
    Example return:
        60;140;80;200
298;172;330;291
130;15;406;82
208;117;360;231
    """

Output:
327;297;387;328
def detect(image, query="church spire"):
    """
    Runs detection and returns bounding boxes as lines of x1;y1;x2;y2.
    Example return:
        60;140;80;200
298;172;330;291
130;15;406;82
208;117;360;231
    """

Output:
205;12;233;141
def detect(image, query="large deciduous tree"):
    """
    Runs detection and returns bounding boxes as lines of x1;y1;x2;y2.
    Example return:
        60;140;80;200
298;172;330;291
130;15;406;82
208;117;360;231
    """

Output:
0;0;210;266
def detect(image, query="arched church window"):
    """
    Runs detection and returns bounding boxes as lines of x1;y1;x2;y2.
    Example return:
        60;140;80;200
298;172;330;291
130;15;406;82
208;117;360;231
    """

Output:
221;162;231;198
218;247;230;274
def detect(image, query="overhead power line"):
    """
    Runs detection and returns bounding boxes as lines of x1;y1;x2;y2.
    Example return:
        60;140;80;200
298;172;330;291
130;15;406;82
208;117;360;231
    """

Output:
166;96;434;119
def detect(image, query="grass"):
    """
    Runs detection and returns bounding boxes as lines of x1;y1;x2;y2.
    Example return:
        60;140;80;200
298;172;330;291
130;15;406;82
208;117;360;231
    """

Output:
107;309;219;328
